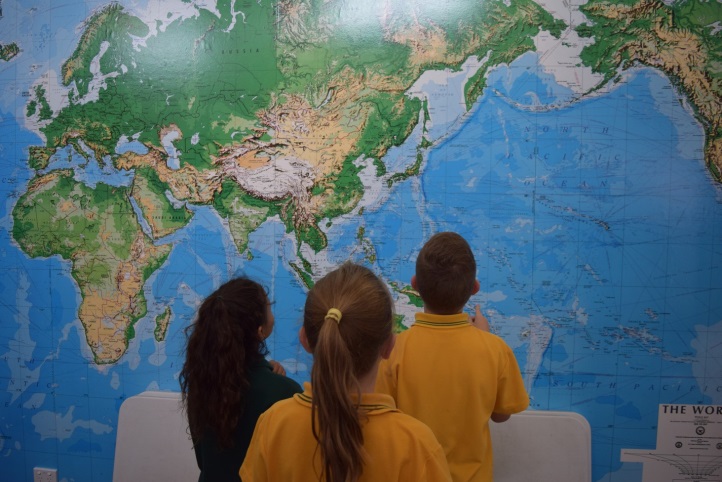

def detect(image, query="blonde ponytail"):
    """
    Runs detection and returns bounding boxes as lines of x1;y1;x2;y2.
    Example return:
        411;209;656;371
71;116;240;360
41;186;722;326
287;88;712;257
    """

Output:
311;317;364;482
303;263;394;482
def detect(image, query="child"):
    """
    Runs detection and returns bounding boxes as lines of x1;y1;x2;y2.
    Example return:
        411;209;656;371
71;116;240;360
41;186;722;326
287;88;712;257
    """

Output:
240;263;452;482
179;277;302;482
376;232;529;482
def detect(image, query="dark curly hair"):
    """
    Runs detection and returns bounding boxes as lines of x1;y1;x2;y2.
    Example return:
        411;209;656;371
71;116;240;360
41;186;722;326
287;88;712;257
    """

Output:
179;277;269;447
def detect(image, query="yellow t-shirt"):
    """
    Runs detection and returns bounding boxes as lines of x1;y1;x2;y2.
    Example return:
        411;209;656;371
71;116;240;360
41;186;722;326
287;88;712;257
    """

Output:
240;383;452;482
376;312;529;482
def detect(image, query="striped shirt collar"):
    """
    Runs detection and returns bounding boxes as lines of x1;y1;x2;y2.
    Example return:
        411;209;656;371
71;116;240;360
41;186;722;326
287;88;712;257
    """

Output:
294;382;398;414
414;312;470;328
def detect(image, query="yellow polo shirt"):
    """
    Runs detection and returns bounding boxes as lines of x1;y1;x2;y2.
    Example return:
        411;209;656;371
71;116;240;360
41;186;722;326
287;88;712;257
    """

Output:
376;312;529;482
240;383;452;482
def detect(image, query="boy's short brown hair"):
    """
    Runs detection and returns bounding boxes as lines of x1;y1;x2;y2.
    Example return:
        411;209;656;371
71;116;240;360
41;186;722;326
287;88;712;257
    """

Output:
415;232;476;314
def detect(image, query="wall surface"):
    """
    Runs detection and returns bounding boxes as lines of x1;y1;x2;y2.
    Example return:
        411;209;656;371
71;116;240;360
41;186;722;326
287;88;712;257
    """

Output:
1;1;721;481
112;391;593;482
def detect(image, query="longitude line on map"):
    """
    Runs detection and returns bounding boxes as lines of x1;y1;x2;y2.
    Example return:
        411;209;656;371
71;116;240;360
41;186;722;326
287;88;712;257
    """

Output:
659;120;673;411
611;73;630;472
528;56;546;408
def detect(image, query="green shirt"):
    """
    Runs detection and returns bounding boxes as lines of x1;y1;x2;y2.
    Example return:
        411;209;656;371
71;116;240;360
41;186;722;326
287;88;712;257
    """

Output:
194;359;302;482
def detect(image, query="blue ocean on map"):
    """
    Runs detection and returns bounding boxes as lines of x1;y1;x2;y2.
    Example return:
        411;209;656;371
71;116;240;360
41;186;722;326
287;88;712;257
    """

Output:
354;59;722;480
2;29;722;480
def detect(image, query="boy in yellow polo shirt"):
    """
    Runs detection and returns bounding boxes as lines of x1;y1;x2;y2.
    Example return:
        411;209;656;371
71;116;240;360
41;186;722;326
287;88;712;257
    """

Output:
376;232;529;482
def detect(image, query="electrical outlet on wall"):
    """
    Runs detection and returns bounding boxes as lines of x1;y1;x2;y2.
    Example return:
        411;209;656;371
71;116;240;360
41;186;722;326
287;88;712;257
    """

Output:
33;467;57;482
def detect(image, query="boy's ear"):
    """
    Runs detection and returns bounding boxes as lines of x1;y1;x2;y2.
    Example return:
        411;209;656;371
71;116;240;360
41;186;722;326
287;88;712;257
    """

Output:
299;327;312;354
472;279;480;295
411;275;418;291
380;333;396;360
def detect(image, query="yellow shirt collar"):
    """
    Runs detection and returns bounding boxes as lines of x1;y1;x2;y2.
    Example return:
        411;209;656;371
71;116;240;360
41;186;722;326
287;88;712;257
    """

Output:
414;312;470;327
295;382;398;414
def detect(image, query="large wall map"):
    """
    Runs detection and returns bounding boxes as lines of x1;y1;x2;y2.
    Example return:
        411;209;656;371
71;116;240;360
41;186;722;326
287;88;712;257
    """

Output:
1;0;721;481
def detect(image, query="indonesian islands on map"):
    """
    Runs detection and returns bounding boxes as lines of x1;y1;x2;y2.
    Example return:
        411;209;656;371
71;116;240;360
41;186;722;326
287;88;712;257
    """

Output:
1;0;721;481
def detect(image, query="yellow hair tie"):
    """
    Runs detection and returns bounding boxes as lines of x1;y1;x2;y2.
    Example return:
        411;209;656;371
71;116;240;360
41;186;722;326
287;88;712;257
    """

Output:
326;308;342;324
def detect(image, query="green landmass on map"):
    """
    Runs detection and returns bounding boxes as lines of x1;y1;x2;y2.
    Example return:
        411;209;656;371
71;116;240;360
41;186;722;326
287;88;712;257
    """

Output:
27;147;55;170
12;170;171;364
131;167;194;239
154;306;172;342
26;85;53;121
575;0;722;180
13;0;722;363
33;0;565;253
213;180;283;253
0;42;20;62
389;281;424;309
393;314;409;333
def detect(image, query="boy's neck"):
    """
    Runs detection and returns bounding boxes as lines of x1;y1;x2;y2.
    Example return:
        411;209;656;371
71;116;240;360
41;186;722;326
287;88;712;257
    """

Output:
423;307;464;315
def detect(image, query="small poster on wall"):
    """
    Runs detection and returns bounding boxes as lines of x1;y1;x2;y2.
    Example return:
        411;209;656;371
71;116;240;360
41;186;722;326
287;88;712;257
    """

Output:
622;404;722;481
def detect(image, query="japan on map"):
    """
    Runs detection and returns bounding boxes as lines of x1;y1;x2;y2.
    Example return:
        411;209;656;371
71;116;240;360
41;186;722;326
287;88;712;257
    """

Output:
1;0;721;481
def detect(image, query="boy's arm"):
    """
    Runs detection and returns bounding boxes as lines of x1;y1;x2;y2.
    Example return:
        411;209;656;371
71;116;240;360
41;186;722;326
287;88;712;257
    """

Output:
492;343;530;420
470;305;490;332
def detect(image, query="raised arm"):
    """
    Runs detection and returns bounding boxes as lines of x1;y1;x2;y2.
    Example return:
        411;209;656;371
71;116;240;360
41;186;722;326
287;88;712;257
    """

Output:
470;305;490;332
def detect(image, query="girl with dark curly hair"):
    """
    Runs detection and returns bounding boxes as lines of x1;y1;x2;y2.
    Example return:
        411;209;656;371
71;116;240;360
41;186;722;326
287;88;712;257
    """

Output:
180;277;301;482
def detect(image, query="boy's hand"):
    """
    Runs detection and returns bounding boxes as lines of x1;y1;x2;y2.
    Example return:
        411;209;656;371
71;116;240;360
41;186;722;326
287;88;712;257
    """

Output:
470;305;490;332
269;360;286;376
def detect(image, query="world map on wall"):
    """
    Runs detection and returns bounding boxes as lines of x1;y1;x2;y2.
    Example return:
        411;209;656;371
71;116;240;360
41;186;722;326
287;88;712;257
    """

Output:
1;0;722;481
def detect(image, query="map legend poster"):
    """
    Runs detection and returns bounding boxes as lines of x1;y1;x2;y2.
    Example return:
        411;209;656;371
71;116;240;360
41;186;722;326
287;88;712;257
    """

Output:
622;404;722;481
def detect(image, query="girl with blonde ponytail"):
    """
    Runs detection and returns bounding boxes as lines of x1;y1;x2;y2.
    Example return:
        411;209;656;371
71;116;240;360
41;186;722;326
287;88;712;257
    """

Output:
240;263;452;482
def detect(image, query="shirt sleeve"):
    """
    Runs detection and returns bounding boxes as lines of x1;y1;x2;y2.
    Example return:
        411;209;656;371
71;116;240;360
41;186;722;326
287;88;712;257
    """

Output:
494;343;530;414
421;442;453;482
239;412;268;482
